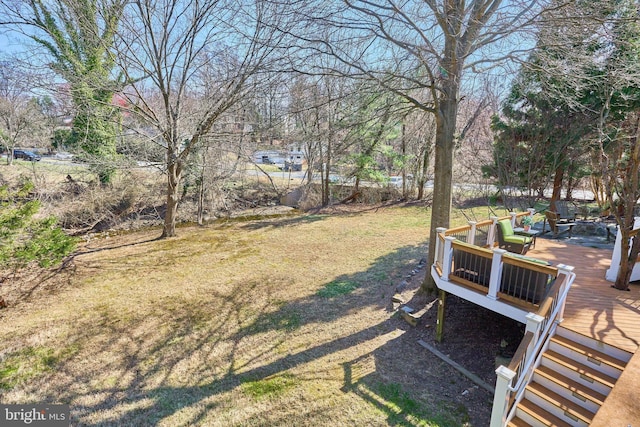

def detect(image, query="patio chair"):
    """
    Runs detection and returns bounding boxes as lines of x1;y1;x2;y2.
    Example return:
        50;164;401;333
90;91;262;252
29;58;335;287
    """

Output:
496;219;533;254
555;201;577;221
545;211;576;238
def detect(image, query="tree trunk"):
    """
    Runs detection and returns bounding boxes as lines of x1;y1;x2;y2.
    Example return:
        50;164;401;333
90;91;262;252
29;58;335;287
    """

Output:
565;163;575;201
322;137;332;206
401;122;407;199
615;230;640;290
614;117;640;290
550;164;564;211
162;158;182;238
197;175;205;226
422;91;458;294
197;147;208;226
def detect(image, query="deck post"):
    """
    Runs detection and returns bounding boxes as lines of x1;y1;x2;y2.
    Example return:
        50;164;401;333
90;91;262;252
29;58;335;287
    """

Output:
525;312;545;360
490;365;516;427
434;227;447;268
487;249;506;300
436;289;447;342
527;208;536;218
555;264;575;323
441;236;456;281
488;216;499;247
468;221;477;245
509;212;517;227
525;312;545;341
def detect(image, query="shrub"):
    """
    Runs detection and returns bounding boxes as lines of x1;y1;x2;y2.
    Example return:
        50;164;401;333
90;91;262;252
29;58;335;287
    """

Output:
0;181;77;270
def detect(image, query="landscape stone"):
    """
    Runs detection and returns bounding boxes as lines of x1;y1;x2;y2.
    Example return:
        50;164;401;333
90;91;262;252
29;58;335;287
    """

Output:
396;280;408;292
392;294;404;303
400;310;419;327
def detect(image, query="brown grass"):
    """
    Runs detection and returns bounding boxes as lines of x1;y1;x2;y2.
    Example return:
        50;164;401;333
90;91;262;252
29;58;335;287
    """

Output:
6;151;526;427
0;205;485;426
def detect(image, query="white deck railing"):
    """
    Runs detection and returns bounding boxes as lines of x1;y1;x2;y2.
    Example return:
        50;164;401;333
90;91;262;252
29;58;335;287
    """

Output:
430;210;576;427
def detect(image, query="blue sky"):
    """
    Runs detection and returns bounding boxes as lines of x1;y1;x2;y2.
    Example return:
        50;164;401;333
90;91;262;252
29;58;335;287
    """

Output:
0;30;30;56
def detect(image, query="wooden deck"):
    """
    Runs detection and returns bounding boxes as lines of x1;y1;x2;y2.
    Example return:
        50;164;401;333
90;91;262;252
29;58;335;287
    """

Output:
528;237;640;425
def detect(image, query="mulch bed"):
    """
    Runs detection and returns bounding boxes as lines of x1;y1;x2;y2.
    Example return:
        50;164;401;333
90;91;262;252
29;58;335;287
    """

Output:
376;264;524;426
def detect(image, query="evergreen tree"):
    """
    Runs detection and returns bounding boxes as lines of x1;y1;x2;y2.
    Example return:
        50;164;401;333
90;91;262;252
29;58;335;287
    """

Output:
501;0;640;290
0;181;76;271
489;62;594;208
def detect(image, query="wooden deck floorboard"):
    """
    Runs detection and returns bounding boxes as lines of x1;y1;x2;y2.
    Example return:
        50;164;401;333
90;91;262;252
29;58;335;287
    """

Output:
527;236;640;425
530;237;640;353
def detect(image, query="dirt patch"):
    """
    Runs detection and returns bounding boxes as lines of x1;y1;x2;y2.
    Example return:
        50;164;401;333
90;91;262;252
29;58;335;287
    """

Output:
378;264;524;426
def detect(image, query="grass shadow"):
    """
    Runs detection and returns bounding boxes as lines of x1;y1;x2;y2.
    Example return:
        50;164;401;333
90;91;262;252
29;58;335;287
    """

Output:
3;240;480;425
1;206;490;426
342;354;470;427
237;213;328;230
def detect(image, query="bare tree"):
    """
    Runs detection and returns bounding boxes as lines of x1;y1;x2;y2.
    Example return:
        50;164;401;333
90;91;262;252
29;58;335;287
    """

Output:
0;61;48;164
288;70;353;205
456;97;496;177
288;75;324;185
294;0;544;292
316;73;350;206
246;71;290;146
114;0;287;237
192;127;246;224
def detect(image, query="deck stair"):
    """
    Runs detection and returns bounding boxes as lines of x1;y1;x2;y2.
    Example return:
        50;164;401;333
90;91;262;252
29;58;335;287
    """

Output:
508;326;633;426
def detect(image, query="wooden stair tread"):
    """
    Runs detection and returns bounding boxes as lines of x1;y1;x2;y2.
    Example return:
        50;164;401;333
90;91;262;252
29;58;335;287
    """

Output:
556;326;634;361
518;398;572;427
528;381;596;423
544;350;617;388
551;334;628;371
536;365;607;405
506;416;530;427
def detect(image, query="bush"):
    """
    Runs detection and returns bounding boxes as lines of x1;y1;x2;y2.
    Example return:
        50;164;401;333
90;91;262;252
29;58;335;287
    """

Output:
0;181;77;270
56;171;164;232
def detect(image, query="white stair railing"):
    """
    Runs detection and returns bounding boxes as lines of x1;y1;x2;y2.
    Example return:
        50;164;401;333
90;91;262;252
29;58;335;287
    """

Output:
489;266;576;427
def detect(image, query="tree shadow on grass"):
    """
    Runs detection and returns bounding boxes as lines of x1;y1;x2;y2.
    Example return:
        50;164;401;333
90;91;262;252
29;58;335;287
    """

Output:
236;213;328;230
4;240;487;426
0;235;162;311
340;354;471;427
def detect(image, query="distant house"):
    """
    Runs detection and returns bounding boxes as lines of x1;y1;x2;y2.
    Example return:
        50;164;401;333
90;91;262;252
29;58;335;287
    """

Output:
253;150;286;165
284;149;304;171
253;147;306;171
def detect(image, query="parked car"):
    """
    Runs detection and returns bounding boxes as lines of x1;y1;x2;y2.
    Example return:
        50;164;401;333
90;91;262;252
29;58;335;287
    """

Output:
13;149;41;161
389;176;404;187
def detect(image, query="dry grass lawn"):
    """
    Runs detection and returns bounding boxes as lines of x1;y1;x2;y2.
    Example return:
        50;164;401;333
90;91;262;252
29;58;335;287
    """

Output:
0;205;483;426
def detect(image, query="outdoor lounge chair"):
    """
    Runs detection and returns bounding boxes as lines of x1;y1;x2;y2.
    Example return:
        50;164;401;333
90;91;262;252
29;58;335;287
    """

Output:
555;201;577;221
496;219;533;254
544;210;575;238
